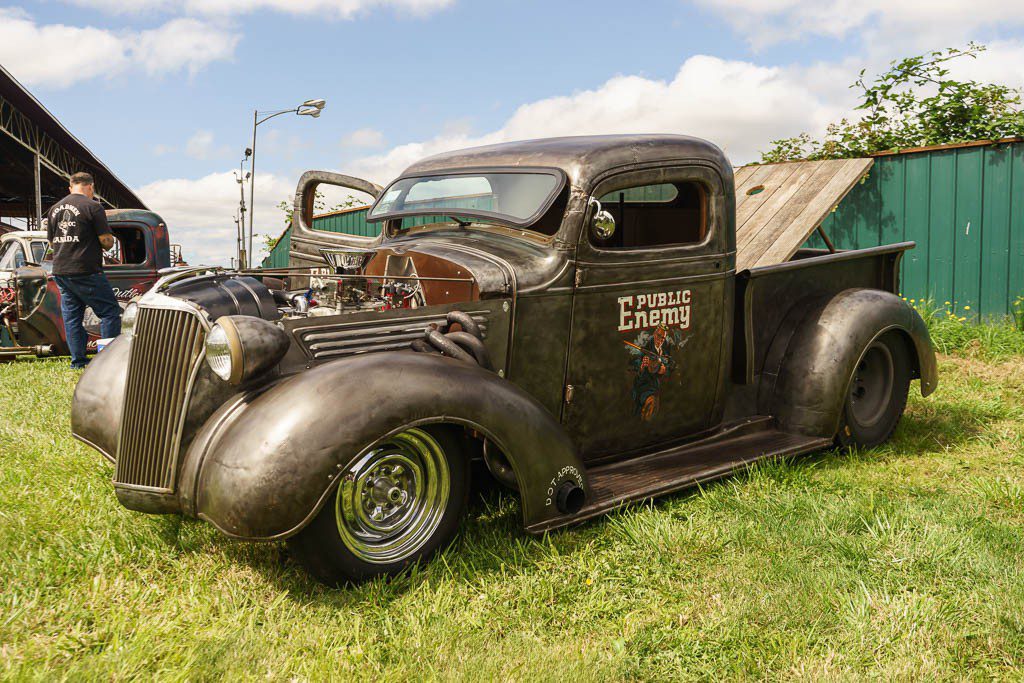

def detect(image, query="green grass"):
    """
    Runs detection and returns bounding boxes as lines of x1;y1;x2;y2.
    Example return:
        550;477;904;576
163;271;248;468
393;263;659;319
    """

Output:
2;346;1024;680
915;299;1024;360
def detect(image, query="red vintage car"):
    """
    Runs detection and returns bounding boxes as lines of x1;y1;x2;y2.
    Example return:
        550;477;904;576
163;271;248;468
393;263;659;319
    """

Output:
0;209;182;360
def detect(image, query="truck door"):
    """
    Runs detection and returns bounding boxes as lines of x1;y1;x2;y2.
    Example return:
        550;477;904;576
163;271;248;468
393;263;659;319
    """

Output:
103;220;159;303
563;165;734;461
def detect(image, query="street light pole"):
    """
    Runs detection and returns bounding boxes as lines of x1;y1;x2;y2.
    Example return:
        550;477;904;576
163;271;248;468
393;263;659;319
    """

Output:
246;99;325;270
247;109;257;268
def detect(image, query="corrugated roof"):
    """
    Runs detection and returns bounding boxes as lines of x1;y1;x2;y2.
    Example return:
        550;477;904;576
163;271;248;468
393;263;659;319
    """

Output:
0;64;147;210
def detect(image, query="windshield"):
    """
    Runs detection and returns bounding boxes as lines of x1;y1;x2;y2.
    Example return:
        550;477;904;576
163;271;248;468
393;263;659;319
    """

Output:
367;171;563;229
0;241;25;270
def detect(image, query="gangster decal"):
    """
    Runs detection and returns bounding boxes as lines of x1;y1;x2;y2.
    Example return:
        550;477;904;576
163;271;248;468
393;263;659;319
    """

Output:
618;290;692;421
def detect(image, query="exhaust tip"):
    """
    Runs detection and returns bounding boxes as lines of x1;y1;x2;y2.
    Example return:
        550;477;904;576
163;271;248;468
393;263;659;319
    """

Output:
556;482;586;515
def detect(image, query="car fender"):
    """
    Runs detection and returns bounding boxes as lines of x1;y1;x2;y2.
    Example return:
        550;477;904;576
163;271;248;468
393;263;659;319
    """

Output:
771;288;937;439
179;351;588;541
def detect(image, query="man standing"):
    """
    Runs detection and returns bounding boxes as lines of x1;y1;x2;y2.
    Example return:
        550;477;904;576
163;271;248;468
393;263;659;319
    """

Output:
47;172;121;369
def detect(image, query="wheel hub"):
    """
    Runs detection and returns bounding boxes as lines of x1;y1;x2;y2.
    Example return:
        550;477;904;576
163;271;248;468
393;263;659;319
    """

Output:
849;341;895;428
335;429;450;564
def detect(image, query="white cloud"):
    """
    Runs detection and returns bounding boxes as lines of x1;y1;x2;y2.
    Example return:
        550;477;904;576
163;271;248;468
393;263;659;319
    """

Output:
0;9;238;88
65;0;453;19
137;170;294;265
347;55;852;183
692;0;1024;50
132;18;239;77
185;130;230;160
342;127;386;148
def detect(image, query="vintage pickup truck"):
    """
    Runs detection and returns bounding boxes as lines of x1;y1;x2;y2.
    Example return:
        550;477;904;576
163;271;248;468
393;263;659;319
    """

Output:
72;135;937;585
1;209;176;360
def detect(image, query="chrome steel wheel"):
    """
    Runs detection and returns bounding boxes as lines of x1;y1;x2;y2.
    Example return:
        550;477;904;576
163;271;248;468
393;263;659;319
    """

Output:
335;428;450;564
848;341;895;428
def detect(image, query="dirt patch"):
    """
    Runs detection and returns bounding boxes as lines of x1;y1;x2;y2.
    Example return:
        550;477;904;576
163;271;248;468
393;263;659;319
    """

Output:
938;354;1024;388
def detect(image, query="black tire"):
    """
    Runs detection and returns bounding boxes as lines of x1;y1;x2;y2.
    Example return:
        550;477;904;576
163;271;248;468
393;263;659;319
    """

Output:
287;426;469;586
835;331;911;449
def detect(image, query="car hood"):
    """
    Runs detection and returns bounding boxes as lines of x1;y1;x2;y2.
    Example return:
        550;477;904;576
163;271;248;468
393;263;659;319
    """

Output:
370;230;572;296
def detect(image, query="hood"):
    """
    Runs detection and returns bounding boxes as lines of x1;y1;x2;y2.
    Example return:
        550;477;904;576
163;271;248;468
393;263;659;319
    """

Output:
371;229;572;296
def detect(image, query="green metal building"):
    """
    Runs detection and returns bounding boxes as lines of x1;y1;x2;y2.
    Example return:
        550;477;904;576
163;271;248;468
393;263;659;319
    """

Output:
808;138;1024;319
265;140;1024;319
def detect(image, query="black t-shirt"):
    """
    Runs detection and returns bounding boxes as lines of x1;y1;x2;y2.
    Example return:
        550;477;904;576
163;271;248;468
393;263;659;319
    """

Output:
46;193;110;276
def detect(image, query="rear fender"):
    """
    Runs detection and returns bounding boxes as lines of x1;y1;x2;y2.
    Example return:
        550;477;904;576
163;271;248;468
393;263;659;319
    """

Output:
179;351;587;540
771;288;937;439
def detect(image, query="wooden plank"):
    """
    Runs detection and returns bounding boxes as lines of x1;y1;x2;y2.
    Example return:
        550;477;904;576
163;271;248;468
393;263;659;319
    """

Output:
737;160;845;268
736;160;824;255
747;158;873;269
732;165;755;188
735;163;800;234
733;163;775;217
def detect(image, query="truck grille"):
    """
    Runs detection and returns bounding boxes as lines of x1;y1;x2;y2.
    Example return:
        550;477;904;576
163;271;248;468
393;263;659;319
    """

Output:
115;306;206;492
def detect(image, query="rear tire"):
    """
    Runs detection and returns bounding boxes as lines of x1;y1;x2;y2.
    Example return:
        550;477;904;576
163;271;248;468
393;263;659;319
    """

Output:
835;331;911;450
287;426;469;586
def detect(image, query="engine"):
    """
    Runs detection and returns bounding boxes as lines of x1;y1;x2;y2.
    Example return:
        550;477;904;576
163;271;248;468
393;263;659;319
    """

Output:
286;273;425;318
274;246;475;320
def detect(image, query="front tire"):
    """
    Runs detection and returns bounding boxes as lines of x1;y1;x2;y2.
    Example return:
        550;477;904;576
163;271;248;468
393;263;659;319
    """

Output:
288;426;469;585
835;331;911;449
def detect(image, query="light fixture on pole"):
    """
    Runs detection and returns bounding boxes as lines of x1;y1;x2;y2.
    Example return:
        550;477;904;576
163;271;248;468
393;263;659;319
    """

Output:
234;148;251;268
247;98;326;268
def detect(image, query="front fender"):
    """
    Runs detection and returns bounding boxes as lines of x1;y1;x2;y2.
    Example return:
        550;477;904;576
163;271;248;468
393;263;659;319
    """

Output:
773;288;937;438
71;334;131;461
180;351;586;540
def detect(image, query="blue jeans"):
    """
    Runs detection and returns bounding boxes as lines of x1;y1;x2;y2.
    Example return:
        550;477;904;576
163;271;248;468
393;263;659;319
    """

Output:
54;272;122;368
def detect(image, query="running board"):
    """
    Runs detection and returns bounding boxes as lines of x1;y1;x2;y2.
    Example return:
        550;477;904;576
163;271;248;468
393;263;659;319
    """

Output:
527;422;832;533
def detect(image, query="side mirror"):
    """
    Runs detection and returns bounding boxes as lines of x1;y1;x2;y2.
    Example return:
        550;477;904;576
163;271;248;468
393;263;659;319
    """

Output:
589;198;616;241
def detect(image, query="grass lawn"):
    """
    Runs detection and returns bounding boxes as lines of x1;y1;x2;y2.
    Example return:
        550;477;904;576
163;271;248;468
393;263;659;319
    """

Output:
2;320;1023;680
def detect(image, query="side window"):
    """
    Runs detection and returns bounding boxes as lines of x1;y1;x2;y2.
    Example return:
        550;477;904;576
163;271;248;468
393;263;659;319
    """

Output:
105;227;148;266
592;181;707;249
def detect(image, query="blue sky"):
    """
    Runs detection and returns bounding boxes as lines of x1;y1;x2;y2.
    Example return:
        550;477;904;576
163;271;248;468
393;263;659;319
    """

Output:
2;0;1022;262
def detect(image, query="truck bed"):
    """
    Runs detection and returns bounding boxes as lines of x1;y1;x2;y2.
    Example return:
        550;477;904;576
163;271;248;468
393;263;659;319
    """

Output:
733;242;913;386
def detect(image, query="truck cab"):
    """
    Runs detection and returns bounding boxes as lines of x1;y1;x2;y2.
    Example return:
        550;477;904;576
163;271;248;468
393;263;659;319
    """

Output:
1;209;175;359
71;135;937;585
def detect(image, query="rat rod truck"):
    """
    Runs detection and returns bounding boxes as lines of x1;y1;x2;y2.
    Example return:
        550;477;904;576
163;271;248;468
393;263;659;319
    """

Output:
71;135;936;585
1;210;175;361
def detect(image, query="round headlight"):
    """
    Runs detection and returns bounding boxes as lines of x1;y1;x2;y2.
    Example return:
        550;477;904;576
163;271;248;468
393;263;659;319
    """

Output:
205;320;239;383
205;315;289;386
121;303;138;339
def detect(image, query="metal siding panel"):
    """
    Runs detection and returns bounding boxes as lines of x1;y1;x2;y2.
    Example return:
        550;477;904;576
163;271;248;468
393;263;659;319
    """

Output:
953;148;983;317
902;154;930;300
827;181;861;249
853;165;882;249
981;145;1012;318
878;156;906;291
1011;144;1024;312
928;150;957;307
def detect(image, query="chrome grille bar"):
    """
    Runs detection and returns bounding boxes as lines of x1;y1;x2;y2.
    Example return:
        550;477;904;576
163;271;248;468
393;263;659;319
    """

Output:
115;306;205;492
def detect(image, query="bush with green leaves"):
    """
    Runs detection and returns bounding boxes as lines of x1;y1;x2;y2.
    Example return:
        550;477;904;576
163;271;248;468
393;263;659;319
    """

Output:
762;44;1024;162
